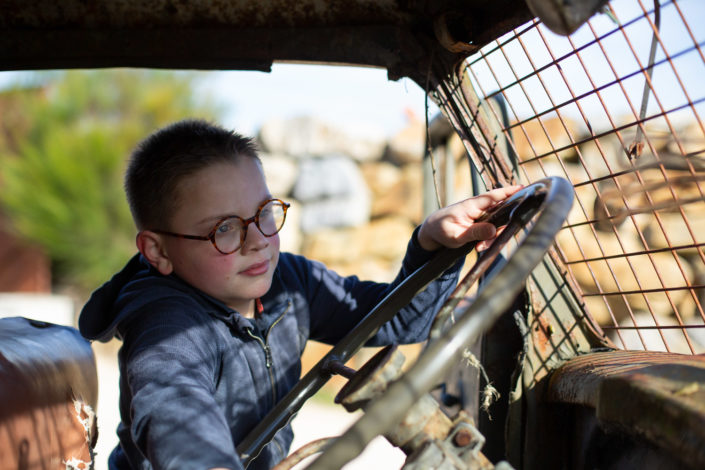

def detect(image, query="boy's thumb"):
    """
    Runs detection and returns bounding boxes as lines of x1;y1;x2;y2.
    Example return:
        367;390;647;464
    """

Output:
468;223;497;241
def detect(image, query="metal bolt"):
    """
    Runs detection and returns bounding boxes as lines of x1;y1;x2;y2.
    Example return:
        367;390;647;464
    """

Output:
453;428;474;447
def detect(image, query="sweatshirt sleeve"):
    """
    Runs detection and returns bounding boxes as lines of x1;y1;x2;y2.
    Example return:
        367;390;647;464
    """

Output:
119;298;243;470
300;226;464;345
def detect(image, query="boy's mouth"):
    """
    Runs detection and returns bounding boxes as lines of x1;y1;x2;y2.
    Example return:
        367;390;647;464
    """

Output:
239;260;269;276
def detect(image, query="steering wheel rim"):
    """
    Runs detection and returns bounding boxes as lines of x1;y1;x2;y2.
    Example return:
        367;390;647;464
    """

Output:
304;176;574;469
237;176;573;467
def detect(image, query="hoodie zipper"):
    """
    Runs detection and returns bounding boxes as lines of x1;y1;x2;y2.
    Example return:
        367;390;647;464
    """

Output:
246;301;291;406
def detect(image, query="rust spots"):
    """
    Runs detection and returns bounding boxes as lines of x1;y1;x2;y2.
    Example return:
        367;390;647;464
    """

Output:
453;427;475;447
532;311;555;356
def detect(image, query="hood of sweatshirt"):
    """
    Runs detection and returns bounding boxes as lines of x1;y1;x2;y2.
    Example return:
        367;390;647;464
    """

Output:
78;254;253;342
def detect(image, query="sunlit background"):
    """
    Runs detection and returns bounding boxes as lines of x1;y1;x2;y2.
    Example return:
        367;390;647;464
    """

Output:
1;0;704;467
0;63;432;469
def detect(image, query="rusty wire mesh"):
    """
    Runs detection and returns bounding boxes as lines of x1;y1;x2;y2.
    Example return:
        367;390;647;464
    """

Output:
452;0;705;354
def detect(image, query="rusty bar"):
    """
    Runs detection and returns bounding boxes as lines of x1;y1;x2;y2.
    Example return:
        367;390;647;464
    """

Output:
563;242;705;264
518;97;705;165
469;10;669;106
602;324;705;330
637;0;705;167
634;0;705;304
466;21;540;69
502;42;702;136
563;195;705;229
435;75;503;188
457;68;516;184
583;285;705;296
270;437;333;470
465;40;611;335
573;159;705;188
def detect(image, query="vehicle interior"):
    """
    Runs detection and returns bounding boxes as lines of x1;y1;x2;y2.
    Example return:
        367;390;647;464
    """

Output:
1;0;703;469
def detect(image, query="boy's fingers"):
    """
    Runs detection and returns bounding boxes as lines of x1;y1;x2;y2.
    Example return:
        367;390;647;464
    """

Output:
466;185;523;212
484;184;524;203
476;224;508;251
476;239;494;251
488;184;523;199
465;222;497;241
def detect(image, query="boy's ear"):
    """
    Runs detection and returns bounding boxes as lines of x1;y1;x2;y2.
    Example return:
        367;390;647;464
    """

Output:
136;230;174;276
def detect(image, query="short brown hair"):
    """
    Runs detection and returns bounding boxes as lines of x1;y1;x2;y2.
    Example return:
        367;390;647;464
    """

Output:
125;119;260;230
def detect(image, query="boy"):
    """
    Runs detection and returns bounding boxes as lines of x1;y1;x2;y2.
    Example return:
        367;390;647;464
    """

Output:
79;119;520;470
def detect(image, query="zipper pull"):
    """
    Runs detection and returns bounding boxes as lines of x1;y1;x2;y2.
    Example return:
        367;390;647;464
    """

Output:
263;344;272;368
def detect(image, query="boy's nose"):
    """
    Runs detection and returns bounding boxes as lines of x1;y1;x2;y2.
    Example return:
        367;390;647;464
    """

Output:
241;225;269;252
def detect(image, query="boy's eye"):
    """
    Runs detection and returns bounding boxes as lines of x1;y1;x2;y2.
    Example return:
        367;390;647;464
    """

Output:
217;222;235;234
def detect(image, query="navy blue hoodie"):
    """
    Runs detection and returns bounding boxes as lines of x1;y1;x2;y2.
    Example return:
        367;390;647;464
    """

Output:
79;231;461;470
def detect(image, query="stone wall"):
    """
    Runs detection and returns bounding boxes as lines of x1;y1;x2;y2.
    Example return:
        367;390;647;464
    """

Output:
257;113;705;357
258;115;429;283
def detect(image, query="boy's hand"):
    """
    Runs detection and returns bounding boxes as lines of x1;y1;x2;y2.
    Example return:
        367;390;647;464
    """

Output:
417;185;523;252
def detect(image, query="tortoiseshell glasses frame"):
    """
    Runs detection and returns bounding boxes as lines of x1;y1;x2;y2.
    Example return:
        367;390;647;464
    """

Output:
153;198;290;255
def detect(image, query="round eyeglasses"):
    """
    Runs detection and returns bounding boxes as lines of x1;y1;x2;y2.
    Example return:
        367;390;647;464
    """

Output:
153;198;290;254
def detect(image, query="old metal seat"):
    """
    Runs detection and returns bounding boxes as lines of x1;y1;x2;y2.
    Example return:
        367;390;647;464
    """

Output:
0;316;98;469
544;350;705;469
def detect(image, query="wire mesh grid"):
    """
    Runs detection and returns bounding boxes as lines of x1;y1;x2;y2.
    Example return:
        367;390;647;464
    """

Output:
455;0;705;354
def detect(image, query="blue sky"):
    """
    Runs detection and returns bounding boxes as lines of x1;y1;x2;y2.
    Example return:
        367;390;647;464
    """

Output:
0;64;434;139
202;64;433;137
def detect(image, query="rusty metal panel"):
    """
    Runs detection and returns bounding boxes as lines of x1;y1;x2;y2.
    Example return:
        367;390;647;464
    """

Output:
547;350;705;469
0;0;533;83
547;349;705;406
0;0;408;28
0;317;98;469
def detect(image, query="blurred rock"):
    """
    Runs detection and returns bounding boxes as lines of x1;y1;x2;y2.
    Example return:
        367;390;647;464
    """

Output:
511;116;579;164
667;121;705;155
301;216;414;282
361;161;423;223
299;197;370;233
293;155;363;201
303;227;364;265
293;156;371;232
303;218;410;266
557;222;694;326
398;165;424;224
386;115;425;165
362;216;415;262
258;116;386;162
278;199;303;254
641;206;705;252
259;152;298;197
325;258;398;283
576;133;624;179
609;311;704;354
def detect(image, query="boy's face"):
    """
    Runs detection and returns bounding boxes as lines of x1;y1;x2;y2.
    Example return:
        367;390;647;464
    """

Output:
159;157;280;317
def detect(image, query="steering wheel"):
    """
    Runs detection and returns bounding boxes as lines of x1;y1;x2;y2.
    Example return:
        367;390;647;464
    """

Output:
237;176;574;467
